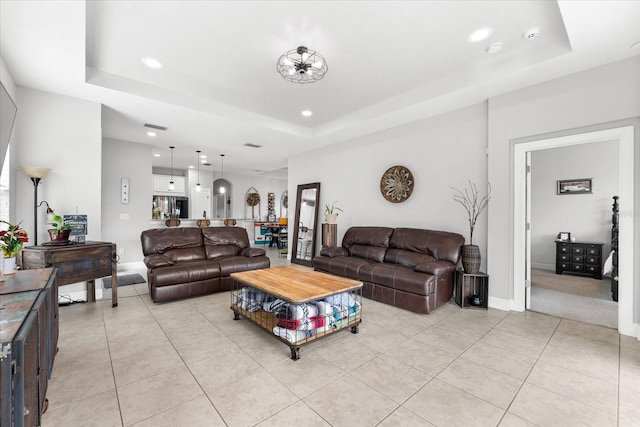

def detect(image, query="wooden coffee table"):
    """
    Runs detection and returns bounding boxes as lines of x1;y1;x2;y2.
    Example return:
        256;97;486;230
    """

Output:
230;266;363;360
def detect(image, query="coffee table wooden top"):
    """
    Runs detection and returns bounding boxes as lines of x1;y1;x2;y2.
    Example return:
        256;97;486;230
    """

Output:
231;266;362;304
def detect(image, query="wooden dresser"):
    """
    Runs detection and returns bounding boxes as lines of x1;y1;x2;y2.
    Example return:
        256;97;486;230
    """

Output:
1;268;58;427
555;241;604;280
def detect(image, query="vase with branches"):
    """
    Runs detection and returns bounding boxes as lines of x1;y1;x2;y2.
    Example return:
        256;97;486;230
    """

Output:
451;181;491;273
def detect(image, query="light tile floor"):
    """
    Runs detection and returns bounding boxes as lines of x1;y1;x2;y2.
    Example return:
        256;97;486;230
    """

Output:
41;248;640;426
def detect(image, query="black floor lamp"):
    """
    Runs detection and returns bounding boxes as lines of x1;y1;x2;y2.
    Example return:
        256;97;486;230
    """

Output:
20;166;51;246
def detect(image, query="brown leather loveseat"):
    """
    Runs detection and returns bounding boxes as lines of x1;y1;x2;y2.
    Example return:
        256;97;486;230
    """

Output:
141;227;270;303
313;227;464;314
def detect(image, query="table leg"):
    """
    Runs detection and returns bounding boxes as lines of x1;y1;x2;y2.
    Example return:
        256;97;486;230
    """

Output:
87;280;96;302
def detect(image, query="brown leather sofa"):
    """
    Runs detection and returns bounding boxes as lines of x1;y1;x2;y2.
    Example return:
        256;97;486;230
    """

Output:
141;227;270;303
312;226;464;314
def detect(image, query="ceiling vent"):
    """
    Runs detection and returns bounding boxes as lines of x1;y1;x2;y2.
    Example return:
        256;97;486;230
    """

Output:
144;123;168;131
244;143;263;148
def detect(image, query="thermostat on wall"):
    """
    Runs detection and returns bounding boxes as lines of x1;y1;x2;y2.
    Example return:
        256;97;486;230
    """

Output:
121;178;130;204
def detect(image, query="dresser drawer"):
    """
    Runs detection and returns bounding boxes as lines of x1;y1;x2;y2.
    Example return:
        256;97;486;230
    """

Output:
572;264;585;272
558;253;570;262
586;246;601;256
572;255;584;263
586;255;600;265
571;246;585;255
557;244;570;254
586;265;600;274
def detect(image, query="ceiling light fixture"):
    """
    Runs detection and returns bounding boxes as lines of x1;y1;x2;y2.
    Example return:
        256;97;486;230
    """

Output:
468;27;493;43
196;150;201;192
276;46;328;84
168;146;175;191
523;27;540;40
141;57;163;69
301;110;313;117
147;131;157;137
220;154;226;194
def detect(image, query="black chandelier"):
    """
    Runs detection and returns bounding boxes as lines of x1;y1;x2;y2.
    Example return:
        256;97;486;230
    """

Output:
276;46;328;84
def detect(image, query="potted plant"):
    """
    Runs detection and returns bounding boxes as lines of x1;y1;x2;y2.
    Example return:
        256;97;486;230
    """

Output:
451;181;491;273
324;201;343;224
0;220;29;274
47;213;74;242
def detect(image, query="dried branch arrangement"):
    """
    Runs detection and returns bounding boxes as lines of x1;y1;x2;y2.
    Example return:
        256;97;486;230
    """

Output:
451;181;491;245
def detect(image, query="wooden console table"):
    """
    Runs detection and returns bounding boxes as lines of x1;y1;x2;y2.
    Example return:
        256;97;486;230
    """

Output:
19;241;118;307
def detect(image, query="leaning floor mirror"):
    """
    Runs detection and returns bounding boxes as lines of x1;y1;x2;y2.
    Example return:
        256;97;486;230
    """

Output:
290;182;321;267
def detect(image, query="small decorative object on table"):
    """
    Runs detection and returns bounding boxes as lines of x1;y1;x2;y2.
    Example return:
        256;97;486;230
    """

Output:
451;180;491;273
0;220;29;275
46;212;74;243
324;201;343;224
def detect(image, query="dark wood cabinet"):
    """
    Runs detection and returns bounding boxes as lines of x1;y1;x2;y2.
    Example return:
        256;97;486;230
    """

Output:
1;268;57;427
555;241;603;280
20;241;118;307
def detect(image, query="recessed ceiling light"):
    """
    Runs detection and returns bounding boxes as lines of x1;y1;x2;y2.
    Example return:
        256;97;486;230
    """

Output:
468;27;493;43
301;110;313;117
632;41;640;50
200;154;207;159
523;27;540;40
487;42;503;54
141;57;163;69
153;153;160;157
147;131;156;137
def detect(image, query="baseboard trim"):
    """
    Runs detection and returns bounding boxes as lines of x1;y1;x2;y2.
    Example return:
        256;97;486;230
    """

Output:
488;296;513;312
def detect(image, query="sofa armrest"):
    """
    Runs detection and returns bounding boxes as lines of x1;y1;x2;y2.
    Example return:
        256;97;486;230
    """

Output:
241;247;266;257
414;260;455;276
320;247;349;257
144;254;174;268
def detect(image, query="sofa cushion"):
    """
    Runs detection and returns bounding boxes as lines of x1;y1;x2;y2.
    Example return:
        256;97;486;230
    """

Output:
313;255;376;281
320;246;349;257
359;263;436;296
141;227;204;255
218;256;270;276
151;260;220;287
144;254;174;268
390;228;464;264
202;226;250;249
414;260;456;276
165;247;207;262
384;248;436;267
349;244;387;263
342;226;394;249
205;245;240;259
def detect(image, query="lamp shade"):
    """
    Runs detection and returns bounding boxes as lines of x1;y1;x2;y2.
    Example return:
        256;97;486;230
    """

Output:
20;166;51;179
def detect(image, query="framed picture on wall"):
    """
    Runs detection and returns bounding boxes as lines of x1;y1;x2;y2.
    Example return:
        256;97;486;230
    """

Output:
557;178;592;195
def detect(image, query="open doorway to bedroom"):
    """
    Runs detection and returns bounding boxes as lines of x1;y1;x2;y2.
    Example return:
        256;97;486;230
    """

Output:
513;124;635;337
528;141;619;329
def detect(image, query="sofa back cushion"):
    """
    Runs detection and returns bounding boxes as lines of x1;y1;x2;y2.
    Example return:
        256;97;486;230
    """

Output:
202;226;250;259
141;227;204;256
384;248;436;267
389;228;464;265
342;227;393;263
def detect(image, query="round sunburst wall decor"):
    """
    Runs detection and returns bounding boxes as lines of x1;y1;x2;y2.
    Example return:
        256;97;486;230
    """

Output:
380;165;414;203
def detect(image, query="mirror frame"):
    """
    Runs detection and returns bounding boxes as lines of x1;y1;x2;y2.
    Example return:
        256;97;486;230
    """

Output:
290;182;321;267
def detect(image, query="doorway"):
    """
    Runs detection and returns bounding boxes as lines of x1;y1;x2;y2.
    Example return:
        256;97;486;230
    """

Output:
513;125;635;336
528;141;619;328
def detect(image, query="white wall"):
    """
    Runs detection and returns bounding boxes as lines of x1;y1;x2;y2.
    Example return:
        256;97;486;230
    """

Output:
15;86;102;298
487;56;640;323
531;140;620;270
289;102;488;268
102;137;152;263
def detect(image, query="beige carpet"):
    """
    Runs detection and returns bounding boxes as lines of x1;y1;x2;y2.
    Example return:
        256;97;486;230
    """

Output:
530;269;617;329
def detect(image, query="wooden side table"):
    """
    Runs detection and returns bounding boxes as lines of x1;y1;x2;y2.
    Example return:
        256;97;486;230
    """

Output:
455;270;488;309
19;241;118;307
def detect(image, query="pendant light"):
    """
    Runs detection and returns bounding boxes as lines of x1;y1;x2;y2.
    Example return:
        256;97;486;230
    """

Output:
168;146;175;191
195;150;201;192
220;154;225;194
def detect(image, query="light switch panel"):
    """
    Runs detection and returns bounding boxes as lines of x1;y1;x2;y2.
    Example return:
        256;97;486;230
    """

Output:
121;178;130;204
